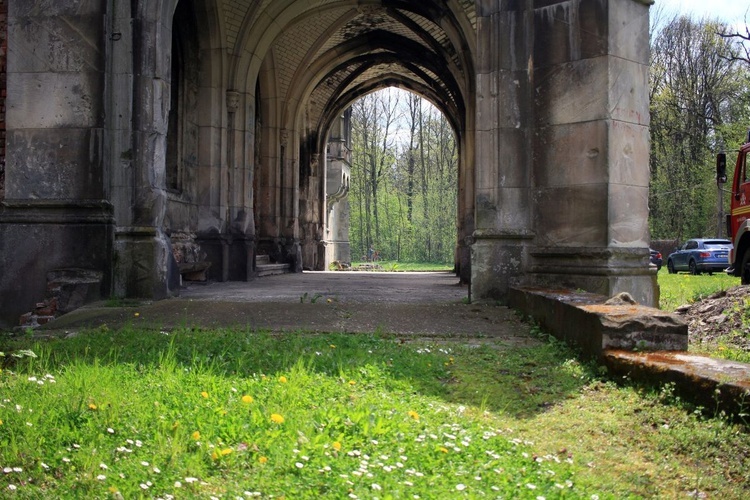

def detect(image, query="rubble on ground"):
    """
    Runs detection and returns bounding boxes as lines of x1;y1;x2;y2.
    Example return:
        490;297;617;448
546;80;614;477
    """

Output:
676;286;750;352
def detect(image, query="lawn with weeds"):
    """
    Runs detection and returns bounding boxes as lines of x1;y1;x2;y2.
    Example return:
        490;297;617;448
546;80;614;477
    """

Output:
1;328;749;498
350;261;452;272
658;271;738;311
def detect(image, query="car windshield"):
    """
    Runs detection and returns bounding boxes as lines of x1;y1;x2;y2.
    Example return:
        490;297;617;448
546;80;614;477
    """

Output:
703;240;730;247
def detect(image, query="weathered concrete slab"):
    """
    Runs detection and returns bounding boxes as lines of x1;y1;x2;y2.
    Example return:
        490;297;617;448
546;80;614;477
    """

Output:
508;286;687;358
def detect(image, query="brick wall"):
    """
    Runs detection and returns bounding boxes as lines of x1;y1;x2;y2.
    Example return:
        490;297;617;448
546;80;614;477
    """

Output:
0;0;6;199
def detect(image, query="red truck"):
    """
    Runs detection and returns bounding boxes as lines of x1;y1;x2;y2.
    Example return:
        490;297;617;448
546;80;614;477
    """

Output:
718;133;750;283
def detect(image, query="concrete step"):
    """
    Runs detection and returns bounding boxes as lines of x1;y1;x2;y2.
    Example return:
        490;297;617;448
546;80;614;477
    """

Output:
256;263;290;277
256;254;270;266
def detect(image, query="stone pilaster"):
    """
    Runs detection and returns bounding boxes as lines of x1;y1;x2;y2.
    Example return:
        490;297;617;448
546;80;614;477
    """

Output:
527;0;656;305
471;1;534;302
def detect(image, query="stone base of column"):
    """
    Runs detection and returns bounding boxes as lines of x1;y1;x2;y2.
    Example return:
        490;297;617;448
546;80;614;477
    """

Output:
0;200;115;328
114;226;173;300
470;230;534;303
196;233;254;282
528;246;658;307
456;240;471;285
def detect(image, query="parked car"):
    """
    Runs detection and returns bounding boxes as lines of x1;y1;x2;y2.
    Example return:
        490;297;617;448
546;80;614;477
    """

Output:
649;248;663;271
666;239;732;275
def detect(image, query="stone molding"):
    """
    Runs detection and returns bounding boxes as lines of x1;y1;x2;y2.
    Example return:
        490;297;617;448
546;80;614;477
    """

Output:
0;199;114;224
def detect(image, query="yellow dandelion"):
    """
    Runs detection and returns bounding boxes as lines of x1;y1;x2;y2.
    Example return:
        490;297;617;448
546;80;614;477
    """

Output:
220;448;232;456
0;419;3;425
326;298;333;303
407;410;419;421
108;486;119;494
191;431;201;440
241;395;254;404
440;447;449;453
259;456;268;464
332;441;342;452
278;376;288;384
270;413;285;424
211;450;219;460
348;380;356;386
88;403;98;411
171;421;180;430
201;391;209;398
134;312;140;317
329;344;336;349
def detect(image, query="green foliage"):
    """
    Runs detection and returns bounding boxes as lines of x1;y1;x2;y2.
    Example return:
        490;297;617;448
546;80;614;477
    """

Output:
649;15;750;241
658;271;738;310
349;89;457;265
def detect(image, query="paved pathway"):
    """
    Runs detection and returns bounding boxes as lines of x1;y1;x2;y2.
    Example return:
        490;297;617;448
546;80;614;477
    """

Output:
40;272;538;345
181;271;468;303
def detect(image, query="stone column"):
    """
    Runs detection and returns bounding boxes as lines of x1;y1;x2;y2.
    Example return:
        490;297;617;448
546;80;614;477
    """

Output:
528;0;656;306
471;1;535;302
112;0;175;300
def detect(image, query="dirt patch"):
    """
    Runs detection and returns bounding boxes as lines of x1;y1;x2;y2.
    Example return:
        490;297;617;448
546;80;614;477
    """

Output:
676;286;750;351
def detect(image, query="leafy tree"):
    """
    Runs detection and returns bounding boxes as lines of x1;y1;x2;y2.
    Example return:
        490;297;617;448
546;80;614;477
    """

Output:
348;89;458;264
649;15;750;242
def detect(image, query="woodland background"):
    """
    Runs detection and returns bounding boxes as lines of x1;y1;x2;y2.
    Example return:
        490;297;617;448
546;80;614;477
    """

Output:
346;11;750;264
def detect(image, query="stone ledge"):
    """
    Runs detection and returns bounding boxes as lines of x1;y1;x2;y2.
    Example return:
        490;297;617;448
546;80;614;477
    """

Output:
508;286;687;358
603;350;750;416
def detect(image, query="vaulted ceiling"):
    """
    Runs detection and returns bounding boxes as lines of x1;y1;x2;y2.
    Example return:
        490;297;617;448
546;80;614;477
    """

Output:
222;0;476;135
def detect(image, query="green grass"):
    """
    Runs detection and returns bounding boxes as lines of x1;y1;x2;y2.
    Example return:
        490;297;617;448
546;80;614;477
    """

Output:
657;270;738;311
351;260;453;272
2;328;749;498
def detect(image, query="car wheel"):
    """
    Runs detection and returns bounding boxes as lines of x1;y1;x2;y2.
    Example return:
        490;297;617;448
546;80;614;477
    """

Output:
667;260;676;274
741;251;750;285
689;260;700;275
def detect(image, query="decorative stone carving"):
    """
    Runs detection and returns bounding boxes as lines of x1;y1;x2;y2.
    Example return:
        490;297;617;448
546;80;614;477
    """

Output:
226;90;240;114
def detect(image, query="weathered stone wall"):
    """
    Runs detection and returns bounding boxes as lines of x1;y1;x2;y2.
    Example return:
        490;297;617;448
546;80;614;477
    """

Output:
0;1;112;327
0;0;6;200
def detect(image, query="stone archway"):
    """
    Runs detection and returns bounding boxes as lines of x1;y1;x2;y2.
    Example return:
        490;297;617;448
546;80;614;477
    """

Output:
0;0;655;328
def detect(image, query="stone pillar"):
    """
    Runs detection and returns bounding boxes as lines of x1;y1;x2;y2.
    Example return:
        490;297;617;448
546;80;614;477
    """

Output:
112;0;174;299
325;146;351;266
0;1;113;326
527;0;655;306
472;0;655;306
471;2;535;302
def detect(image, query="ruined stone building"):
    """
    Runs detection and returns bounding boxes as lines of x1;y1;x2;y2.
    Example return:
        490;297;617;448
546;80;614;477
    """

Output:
0;0;655;327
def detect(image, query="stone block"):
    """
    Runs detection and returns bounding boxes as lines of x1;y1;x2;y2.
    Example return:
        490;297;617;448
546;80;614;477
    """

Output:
8;12;103;73
607;57;649;126
532;184;609;247
608;184;649;247
475;186;531;232
6;128;104;199
7;71;103;129
476;10;527;74
607;121;650;186
606;0;650;63
47;268;104;314
532;121;608;188
471;236;529;302
508;286;687;359
534;57;609;127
